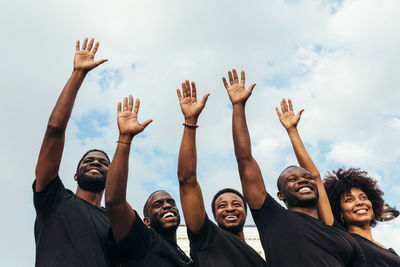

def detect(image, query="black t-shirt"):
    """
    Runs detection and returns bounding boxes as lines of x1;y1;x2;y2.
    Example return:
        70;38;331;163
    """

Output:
187;214;266;267
33;176;112;267
251;194;366;267
351;233;400;267
108;211;193;267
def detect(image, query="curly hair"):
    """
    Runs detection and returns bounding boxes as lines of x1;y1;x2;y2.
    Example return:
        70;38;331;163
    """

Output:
324;168;384;228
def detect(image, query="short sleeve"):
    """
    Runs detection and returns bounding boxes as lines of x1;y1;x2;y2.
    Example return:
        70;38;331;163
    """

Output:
108;211;153;262
187;214;218;250
250;193;286;228
350;238;367;267
33;176;66;214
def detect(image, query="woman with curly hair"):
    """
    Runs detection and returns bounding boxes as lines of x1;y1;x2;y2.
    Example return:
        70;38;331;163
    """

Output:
276;98;400;266
324;168;400;266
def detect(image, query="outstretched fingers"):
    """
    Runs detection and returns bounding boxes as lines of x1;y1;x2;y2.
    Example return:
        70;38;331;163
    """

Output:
241;70;245;85
182;82;187;98
275;106;282;118
222;77;229;89
133;98;140;114
123;97;128;112
128;95;134;112
281;98;288;113
177;89;183;101
185;80;191;98
87;38;94;51
228;70;234;85
117;102;122;114
76;40;80;51
191;81;197;99
141;119;153;129
232;69;239;84
288;98;294;112
82;37;88;50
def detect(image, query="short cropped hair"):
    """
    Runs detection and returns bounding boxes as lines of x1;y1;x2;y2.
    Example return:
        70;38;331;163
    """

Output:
324;168;384;228
277;165;298;191
211;188;248;216
76;149;110;173
143;190;164;217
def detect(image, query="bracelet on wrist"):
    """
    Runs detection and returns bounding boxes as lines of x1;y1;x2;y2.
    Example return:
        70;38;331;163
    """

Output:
117;140;131;145
182;122;199;128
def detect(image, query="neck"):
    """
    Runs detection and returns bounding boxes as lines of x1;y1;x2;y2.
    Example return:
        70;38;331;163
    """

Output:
76;187;103;207
160;231;177;244
348;223;373;241
288;205;319;219
236;230;245;241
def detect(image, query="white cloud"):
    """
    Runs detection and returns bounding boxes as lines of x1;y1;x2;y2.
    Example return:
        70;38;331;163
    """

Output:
2;0;400;265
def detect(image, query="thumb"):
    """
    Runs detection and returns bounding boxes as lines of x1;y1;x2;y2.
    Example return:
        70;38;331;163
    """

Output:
296;109;305;120
141;119;153;129
200;93;210;106
95;59;108;67
248;83;256;93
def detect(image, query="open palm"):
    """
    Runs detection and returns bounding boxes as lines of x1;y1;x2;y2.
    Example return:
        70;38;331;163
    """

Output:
74;38;107;72
276;98;304;130
117;95;152;137
177;80;209;121
223;69;256;105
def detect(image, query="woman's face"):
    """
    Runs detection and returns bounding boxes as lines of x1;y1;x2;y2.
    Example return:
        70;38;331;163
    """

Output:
340;187;374;227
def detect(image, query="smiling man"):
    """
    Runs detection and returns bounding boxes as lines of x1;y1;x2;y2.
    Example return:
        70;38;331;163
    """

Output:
176;81;265;266
105;95;192;266
33;38;112;266
224;68;366;266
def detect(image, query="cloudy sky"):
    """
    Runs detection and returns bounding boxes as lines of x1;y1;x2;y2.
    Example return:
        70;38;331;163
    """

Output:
1;0;400;265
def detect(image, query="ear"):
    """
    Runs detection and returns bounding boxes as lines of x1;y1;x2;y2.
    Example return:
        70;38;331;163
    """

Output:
143;217;150;226
74;173;78;181
277;191;285;201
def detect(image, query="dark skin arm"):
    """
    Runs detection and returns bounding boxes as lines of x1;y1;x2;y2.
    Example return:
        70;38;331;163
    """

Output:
105;95;152;242
276;98;334;225
223;69;267;209
177;81;209;234
35;38;107;192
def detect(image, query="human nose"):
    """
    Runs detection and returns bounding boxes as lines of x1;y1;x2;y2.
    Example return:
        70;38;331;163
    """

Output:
162;201;172;209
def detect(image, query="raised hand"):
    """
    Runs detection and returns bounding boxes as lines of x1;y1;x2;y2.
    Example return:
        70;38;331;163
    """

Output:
117;95;152;139
177;80;210;124
222;69;256;105
74;38;108;73
275;98;304;130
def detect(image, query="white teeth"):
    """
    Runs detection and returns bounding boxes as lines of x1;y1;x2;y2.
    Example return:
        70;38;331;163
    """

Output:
299;187;311;193
226;215;237;219
163;212;175;218
355;209;367;214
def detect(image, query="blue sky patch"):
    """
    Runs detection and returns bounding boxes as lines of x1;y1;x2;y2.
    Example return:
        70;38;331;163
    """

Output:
73;111;110;140
98;68;123;91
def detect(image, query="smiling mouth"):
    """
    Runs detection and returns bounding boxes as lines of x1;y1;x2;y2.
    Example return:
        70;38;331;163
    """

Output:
223;214;239;222
354;209;368;214
297;186;312;193
162;211;176;220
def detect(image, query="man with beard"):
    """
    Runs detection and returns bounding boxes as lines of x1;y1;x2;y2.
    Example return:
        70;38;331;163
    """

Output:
223;68;366;266
176;80;265;266
33;38;113;266
105;95;192;266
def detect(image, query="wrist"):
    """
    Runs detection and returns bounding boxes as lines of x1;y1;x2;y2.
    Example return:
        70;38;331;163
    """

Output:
184;117;198;125
72;69;88;77
286;127;298;134
118;134;133;144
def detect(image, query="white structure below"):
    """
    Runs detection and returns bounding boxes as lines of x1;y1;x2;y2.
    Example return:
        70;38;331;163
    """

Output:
176;225;265;259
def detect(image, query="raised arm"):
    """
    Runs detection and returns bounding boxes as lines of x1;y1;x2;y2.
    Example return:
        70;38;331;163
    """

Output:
223;69;266;209
177;81;210;234
35;38;107;192
276;98;334;225
105;95;152;241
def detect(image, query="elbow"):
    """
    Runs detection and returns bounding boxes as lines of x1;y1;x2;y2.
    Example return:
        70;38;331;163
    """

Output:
235;153;253;163
105;194;123;209
177;171;197;186
46;120;67;135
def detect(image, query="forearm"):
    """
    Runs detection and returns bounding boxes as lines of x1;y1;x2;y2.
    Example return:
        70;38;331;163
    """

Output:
232;103;266;209
35;70;87;191
232;103;252;161
286;127;334;225
286;127;319;177
177;127;198;185
177;123;206;233
105;136;132;207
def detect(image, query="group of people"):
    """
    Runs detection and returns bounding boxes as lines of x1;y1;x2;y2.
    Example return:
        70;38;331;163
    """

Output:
33;38;400;267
